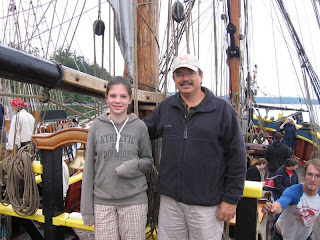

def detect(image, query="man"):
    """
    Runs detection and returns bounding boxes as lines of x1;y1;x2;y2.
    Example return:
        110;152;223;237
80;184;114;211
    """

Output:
266;132;291;177
144;54;247;239
0;103;6;144
262;158;320;240
7;98;35;152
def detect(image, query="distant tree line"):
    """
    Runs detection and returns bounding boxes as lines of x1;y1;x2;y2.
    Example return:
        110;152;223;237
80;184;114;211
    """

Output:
50;47;110;103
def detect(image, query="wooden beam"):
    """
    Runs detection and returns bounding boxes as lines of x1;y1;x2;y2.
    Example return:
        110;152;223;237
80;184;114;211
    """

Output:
62;67;167;103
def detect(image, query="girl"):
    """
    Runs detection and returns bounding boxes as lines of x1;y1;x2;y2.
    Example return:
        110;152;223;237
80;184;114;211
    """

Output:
272;157;299;201
280;116;299;154
81;76;153;239
246;158;268;182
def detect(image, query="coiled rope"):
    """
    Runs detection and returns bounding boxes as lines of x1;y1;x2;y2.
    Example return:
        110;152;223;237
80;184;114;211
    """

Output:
0;145;39;216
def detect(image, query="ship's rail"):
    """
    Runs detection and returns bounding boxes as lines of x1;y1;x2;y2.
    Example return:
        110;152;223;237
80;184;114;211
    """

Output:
0;127;264;239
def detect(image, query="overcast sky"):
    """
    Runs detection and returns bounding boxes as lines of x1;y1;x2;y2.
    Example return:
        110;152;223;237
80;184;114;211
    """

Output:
1;0;320;101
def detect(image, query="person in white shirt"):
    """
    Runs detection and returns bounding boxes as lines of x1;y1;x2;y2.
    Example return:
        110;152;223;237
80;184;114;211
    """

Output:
262;159;320;240
6;98;35;152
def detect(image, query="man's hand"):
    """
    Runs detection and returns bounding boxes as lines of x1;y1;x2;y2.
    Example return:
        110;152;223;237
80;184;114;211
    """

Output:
216;201;237;222
261;201;282;214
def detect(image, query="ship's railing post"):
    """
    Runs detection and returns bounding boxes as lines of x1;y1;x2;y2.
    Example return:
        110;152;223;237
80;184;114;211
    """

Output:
32;128;89;239
40;148;65;239
235;180;263;239
235;197;258;239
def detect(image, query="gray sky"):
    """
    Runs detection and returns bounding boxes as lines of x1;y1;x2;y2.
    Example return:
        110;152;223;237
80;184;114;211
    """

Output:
1;0;320;100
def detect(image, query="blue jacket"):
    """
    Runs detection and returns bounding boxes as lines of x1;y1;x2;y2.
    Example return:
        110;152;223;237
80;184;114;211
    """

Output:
273;164;298;198
144;88;247;206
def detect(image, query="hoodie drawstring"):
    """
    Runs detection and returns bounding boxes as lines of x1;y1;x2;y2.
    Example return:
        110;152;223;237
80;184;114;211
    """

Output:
110;117;129;152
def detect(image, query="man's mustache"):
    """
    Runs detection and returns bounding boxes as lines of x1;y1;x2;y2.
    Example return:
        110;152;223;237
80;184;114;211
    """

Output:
180;81;193;86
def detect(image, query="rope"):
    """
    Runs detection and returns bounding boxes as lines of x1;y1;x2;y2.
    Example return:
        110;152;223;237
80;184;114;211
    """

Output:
133;1;139;115
0;145;39;216
270;1;282;109
0;92;93;121
222;221;231;240
0;92;43;100
145;165;160;239
49;99;93;121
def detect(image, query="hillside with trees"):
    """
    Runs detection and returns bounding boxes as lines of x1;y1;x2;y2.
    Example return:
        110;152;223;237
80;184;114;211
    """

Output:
50;47;110;103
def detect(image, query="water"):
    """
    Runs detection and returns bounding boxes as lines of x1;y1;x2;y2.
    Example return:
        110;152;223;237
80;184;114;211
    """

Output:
254;104;320;125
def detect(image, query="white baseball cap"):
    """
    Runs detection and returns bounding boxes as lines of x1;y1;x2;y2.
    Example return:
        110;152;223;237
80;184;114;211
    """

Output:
171;54;202;72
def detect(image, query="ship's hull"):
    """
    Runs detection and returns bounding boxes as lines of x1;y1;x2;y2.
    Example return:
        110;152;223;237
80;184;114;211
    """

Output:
253;117;317;162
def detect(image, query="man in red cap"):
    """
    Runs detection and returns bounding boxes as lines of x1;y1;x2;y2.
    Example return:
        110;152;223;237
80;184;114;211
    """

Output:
6;98;35;152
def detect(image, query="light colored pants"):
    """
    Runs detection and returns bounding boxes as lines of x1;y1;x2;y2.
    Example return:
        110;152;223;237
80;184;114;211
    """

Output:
94;203;148;240
158;195;224;240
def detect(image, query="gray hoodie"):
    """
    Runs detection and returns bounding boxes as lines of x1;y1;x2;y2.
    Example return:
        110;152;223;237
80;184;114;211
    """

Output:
81;113;153;225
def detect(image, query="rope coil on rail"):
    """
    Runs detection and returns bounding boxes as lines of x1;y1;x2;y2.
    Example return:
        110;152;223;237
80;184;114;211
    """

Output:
0;145;39;216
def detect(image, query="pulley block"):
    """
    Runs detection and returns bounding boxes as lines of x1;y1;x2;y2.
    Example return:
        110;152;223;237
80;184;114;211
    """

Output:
172;1;185;23
93;19;105;36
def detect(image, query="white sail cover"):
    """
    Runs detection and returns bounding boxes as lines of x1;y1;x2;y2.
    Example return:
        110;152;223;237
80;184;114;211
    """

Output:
108;0;134;80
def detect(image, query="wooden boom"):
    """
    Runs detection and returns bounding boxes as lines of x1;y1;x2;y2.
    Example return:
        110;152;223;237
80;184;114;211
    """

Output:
0;45;166;104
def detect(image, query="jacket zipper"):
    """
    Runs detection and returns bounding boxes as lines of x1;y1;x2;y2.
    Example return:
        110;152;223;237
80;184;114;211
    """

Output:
184;125;188;138
178;124;188;201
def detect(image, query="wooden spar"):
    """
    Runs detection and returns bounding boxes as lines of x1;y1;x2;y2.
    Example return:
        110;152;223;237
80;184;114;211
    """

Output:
0;45;166;104
136;0;159;93
228;0;241;114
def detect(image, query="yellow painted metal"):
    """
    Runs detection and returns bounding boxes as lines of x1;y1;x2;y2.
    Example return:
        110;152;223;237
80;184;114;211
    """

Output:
53;212;94;231
145;227;157;239
69;172;82;185
66;215;94;231
32;160;43;174
53;213;157;238
35;175;42;183
0;160;42;174
0;203;44;223
243;180;263;198
52;212;69;226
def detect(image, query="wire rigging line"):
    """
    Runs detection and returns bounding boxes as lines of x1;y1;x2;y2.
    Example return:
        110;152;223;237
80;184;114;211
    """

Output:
270;1;282;109
52;1;69;59
264;0;306;103
311;0;320;30
62;1;88;66
275;0;320;104
45;0;58;58
158;0;196;92
23;1;53;50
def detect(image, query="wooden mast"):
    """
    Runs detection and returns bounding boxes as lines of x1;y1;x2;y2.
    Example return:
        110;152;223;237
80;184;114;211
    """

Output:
228;0;241;114
227;1;260;239
135;0;159;117
136;0;159;92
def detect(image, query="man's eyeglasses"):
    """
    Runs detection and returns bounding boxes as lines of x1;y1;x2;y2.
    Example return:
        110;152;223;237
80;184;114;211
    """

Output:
174;71;197;79
306;172;320;179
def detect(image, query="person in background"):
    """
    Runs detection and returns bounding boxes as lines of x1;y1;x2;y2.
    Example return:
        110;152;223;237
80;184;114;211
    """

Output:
0;103;6;144
6;98;34;153
280;116;299;154
266;132;291;177
262;159;320;240
246;158;268;182
272;157;299;201
144;53;247;240
81;76;153;239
